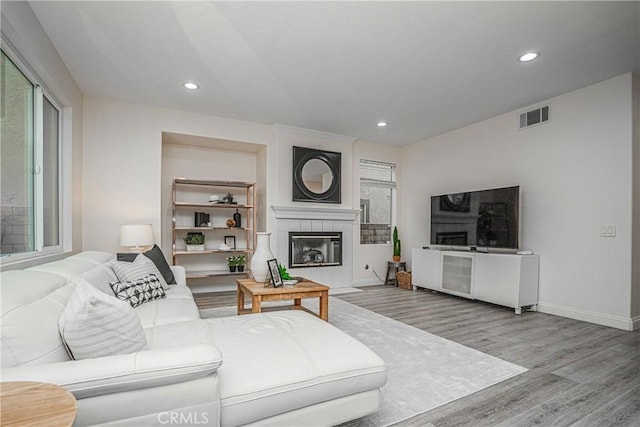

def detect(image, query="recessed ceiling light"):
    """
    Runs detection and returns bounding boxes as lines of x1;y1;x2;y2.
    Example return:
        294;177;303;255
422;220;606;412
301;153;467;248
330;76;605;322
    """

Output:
518;51;540;62
183;82;199;90
377;122;387;127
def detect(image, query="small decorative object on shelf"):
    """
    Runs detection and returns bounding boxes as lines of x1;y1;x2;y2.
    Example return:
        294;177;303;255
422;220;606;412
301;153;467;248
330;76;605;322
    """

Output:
194;212;210;227
392;226;401;262
223;192;235;204
226;218;236;228
227;256;238;272
233;209;242;228
184;232;205;251
236;255;246;272
227;255;246;272
224;235;236;249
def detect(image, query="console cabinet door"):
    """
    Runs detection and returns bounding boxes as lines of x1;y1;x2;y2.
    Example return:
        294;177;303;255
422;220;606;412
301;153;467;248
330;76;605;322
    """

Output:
411;248;440;289
473;253;521;308
441;253;474;297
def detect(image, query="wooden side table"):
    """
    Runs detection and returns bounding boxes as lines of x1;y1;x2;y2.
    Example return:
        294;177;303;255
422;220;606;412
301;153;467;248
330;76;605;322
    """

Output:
236;278;329;321
384;261;407;286
1;381;77;426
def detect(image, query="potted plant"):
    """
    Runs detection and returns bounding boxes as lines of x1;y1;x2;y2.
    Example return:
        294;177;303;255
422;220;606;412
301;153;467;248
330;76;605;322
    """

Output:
392;226;401;262
236;255;246;272
184;232;205;251
223;192;234;204
227;256;238;272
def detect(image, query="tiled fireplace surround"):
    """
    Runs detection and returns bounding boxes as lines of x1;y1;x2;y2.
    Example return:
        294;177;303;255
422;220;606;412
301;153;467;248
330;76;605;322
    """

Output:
271;206;359;288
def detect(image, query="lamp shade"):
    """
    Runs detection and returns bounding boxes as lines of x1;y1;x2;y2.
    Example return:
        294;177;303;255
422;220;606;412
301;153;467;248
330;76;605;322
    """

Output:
120;224;154;248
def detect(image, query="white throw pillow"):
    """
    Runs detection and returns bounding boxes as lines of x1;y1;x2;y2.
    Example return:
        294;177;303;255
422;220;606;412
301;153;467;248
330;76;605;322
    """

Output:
58;280;147;360
112;253;169;290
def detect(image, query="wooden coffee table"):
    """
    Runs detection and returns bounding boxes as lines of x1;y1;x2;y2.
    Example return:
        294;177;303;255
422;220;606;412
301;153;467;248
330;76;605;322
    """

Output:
1;381;77;426
236;278;329;321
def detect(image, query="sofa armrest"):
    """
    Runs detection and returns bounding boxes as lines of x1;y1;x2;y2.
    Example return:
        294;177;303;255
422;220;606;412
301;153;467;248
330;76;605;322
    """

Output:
1;344;222;399
170;265;186;286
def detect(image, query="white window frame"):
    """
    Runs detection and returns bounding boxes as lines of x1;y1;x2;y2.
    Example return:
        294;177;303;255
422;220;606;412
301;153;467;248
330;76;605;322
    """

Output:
359;159;397;245
1;41;69;265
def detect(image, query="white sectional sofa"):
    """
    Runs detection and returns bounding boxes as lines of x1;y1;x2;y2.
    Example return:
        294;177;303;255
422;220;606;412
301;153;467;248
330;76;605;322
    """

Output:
1;251;387;426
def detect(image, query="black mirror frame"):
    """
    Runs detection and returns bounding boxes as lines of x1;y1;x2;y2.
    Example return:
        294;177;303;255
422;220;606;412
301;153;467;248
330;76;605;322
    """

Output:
292;146;341;203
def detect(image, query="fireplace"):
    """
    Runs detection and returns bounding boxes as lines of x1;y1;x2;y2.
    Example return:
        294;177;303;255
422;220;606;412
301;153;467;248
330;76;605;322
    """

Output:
436;231;468;245
289;232;342;268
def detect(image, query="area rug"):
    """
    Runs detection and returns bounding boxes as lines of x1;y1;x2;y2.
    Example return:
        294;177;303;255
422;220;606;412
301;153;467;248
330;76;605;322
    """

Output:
200;297;527;426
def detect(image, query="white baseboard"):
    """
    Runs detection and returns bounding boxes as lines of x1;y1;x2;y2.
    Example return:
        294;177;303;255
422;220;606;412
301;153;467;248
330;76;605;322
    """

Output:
632;315;640;331
351;278;384;287
537;302;636;331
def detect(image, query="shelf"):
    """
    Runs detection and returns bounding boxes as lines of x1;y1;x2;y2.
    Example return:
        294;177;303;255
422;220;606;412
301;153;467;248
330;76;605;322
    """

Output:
174;178;255;188
186;269;250;279
172;178;255;281
174;202;254;209
174;249;253;255
175;226;253;231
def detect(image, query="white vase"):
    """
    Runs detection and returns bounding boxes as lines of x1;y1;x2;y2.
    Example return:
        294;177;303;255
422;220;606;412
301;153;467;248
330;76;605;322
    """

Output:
251;232;274;283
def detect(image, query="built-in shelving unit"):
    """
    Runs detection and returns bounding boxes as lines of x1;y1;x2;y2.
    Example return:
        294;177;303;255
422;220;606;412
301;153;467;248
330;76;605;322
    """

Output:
171;179;255;282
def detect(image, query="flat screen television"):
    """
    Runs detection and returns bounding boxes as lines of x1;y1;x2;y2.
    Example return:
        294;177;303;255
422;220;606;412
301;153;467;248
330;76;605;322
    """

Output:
430;186;519;250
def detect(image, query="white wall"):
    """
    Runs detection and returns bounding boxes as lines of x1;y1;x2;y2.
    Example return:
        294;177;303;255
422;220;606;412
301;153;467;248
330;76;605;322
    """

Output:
402;73;635;328
82;97;274;252
268;125;356;255
632;73;640;323
82;97;400;289
0;1;83;268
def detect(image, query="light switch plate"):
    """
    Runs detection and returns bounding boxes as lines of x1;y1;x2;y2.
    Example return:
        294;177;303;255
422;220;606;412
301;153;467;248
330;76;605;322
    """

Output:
600;225;616;237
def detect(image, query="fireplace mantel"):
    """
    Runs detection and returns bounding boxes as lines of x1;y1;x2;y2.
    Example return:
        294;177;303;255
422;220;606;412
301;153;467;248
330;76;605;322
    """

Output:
271;205;359;221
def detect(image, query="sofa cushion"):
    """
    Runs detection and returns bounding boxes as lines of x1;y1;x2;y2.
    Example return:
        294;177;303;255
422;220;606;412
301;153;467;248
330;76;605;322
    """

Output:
208;311;387;427
76;263;119;295
59;281;147;360
113;254;169;290
1;270;74;368
117;245;176;285
110;274;166;308
136;291;200;329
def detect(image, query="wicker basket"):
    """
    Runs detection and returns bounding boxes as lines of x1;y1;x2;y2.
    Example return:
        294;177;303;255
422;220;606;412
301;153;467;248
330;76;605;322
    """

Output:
396;271;413;290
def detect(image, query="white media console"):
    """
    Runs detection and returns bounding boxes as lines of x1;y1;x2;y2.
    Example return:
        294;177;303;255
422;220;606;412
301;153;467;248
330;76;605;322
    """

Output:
411;248;539;314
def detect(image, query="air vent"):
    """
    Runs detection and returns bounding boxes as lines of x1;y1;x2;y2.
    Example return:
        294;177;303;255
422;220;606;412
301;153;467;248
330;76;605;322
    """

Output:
519;105;549;129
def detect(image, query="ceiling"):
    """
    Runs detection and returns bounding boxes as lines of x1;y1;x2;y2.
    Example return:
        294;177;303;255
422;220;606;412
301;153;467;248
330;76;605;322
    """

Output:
29;1;640;146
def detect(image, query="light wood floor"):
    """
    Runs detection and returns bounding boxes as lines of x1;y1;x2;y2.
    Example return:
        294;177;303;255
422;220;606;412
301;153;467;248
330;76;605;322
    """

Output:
194;285;640;427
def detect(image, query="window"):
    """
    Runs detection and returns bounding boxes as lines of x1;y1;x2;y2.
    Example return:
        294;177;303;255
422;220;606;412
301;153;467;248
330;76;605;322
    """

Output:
1;48;62;260
360;160;396;244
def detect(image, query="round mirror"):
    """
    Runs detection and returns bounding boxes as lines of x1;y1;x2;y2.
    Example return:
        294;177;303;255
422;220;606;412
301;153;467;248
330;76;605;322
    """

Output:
292;146;341;203
301;158;333;194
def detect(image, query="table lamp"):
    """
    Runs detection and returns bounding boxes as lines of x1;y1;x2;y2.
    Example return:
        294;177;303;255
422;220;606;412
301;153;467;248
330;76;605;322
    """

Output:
120;224;154;252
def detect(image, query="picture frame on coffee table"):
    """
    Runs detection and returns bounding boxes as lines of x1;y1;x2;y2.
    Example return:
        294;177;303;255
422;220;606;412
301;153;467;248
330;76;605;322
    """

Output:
267;258;283;287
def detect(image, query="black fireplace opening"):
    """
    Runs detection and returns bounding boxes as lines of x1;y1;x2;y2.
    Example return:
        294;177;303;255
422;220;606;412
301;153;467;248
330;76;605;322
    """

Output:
289;232;342;268
436;231;468;246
